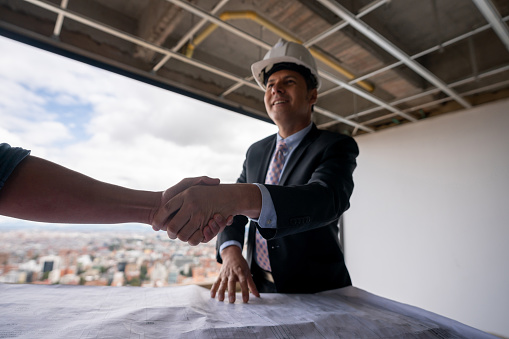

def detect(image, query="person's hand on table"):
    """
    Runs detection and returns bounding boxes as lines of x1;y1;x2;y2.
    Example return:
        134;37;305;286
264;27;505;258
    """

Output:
210;245;260;303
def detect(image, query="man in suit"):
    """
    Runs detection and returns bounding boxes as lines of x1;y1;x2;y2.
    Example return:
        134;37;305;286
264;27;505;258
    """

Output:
160;39;358;303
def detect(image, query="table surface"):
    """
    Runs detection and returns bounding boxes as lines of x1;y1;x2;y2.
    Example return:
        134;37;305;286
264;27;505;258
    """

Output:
0;283;497;339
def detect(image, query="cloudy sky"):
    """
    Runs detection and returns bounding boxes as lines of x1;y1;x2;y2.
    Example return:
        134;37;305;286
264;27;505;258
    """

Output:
0;35;277;229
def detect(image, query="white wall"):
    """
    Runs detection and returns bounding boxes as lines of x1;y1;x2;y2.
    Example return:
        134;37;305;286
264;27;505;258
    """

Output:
346;98;509;338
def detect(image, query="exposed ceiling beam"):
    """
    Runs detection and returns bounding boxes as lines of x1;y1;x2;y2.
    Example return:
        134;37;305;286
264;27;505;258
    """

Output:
152;0;230;72
303;0;389;47
23;0;260;91
319;70;417;123
52;0;68;38
316;0;472;109
471;0;509;53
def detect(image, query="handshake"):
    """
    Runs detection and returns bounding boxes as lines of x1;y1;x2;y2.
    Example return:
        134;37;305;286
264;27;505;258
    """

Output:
0;152;261;243
150;176;261;246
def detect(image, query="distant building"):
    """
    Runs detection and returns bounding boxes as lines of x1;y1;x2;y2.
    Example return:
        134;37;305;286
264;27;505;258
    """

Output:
111;272;125;287
77;254;93;270
0;253;9;265
39;255;62;284
149;261;168;287
168;264;179;285
125;262;140;282
117;261;127;272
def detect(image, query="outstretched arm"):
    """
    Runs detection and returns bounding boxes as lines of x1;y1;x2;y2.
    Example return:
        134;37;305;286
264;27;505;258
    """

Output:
0;155;227;245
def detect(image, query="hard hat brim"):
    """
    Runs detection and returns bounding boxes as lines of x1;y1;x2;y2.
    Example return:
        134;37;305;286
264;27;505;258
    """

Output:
251;56;321;90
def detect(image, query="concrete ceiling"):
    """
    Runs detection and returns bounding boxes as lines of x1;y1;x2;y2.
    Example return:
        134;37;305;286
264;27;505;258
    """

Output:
1;0;508;136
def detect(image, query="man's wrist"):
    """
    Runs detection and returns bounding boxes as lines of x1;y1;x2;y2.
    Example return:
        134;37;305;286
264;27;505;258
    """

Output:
220;243;242;260
231;183;261;219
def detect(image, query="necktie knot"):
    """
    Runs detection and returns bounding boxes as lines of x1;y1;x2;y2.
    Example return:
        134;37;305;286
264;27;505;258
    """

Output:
276;140;288;153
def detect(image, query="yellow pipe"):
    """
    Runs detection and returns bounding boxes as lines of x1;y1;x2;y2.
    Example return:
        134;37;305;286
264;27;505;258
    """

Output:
185;10;374;92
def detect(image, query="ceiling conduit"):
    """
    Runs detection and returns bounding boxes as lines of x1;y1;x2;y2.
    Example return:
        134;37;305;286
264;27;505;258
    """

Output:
183;10;374;92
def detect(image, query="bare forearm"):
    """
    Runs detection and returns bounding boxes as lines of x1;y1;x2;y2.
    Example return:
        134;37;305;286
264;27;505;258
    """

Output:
0;156;160;224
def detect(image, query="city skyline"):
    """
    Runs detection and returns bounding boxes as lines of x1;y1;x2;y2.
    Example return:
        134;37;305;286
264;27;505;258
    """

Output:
0;228;221;288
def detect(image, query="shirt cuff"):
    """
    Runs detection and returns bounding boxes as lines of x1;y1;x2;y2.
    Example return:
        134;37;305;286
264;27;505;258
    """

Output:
219;240;242;259
253;183;277;229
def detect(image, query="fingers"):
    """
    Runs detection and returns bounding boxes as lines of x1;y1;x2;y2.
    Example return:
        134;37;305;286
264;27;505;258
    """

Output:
210;267;235;303
202;226;214;244
210;279;220;299
163;178;200;202
168;216;202;243
228;277;237;303
226;215;234;226
202;214;234;243
247;275;260;298
161;176;220;208
187;228;204;246
238;273;258;303
213;214;229;232
165;217;189;240
202;218;220;243
152;194;183;234
216;276;228;302
197;176;220;186
239;277;250;303
162;192;203;241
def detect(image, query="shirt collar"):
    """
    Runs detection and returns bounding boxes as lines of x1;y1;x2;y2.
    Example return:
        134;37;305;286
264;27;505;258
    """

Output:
277;122;313;152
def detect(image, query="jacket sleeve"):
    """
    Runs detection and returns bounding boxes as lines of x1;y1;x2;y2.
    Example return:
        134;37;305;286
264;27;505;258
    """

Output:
215;153;250;264
260;134;358;239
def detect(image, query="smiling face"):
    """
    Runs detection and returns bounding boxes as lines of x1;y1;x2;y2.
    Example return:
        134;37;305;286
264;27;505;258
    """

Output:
264;69;317;138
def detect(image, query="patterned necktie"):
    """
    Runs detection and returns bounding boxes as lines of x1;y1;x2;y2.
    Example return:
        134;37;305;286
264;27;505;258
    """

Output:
255;139;288;272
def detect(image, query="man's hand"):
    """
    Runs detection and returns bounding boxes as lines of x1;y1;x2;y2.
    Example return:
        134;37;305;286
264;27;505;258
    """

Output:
161;184;237;244
161;183;261;245
151;176;231;245
210;245;260;303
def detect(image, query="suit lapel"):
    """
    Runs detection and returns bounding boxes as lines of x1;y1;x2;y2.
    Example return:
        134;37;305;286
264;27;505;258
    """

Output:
279;124;321;185
255;136;277;184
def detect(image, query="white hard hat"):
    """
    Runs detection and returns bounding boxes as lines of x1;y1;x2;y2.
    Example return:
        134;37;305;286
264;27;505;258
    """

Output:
251;39;321;90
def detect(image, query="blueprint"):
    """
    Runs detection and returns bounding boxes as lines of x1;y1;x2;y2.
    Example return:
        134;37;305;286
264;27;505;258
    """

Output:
0;283;496;338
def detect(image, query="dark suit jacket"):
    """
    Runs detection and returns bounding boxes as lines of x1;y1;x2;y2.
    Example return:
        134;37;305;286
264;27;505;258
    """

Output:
216;123;359;293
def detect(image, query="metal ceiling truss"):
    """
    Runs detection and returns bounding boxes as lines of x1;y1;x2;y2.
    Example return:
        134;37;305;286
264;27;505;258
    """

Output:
320;14;509;129
12;0;509;135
